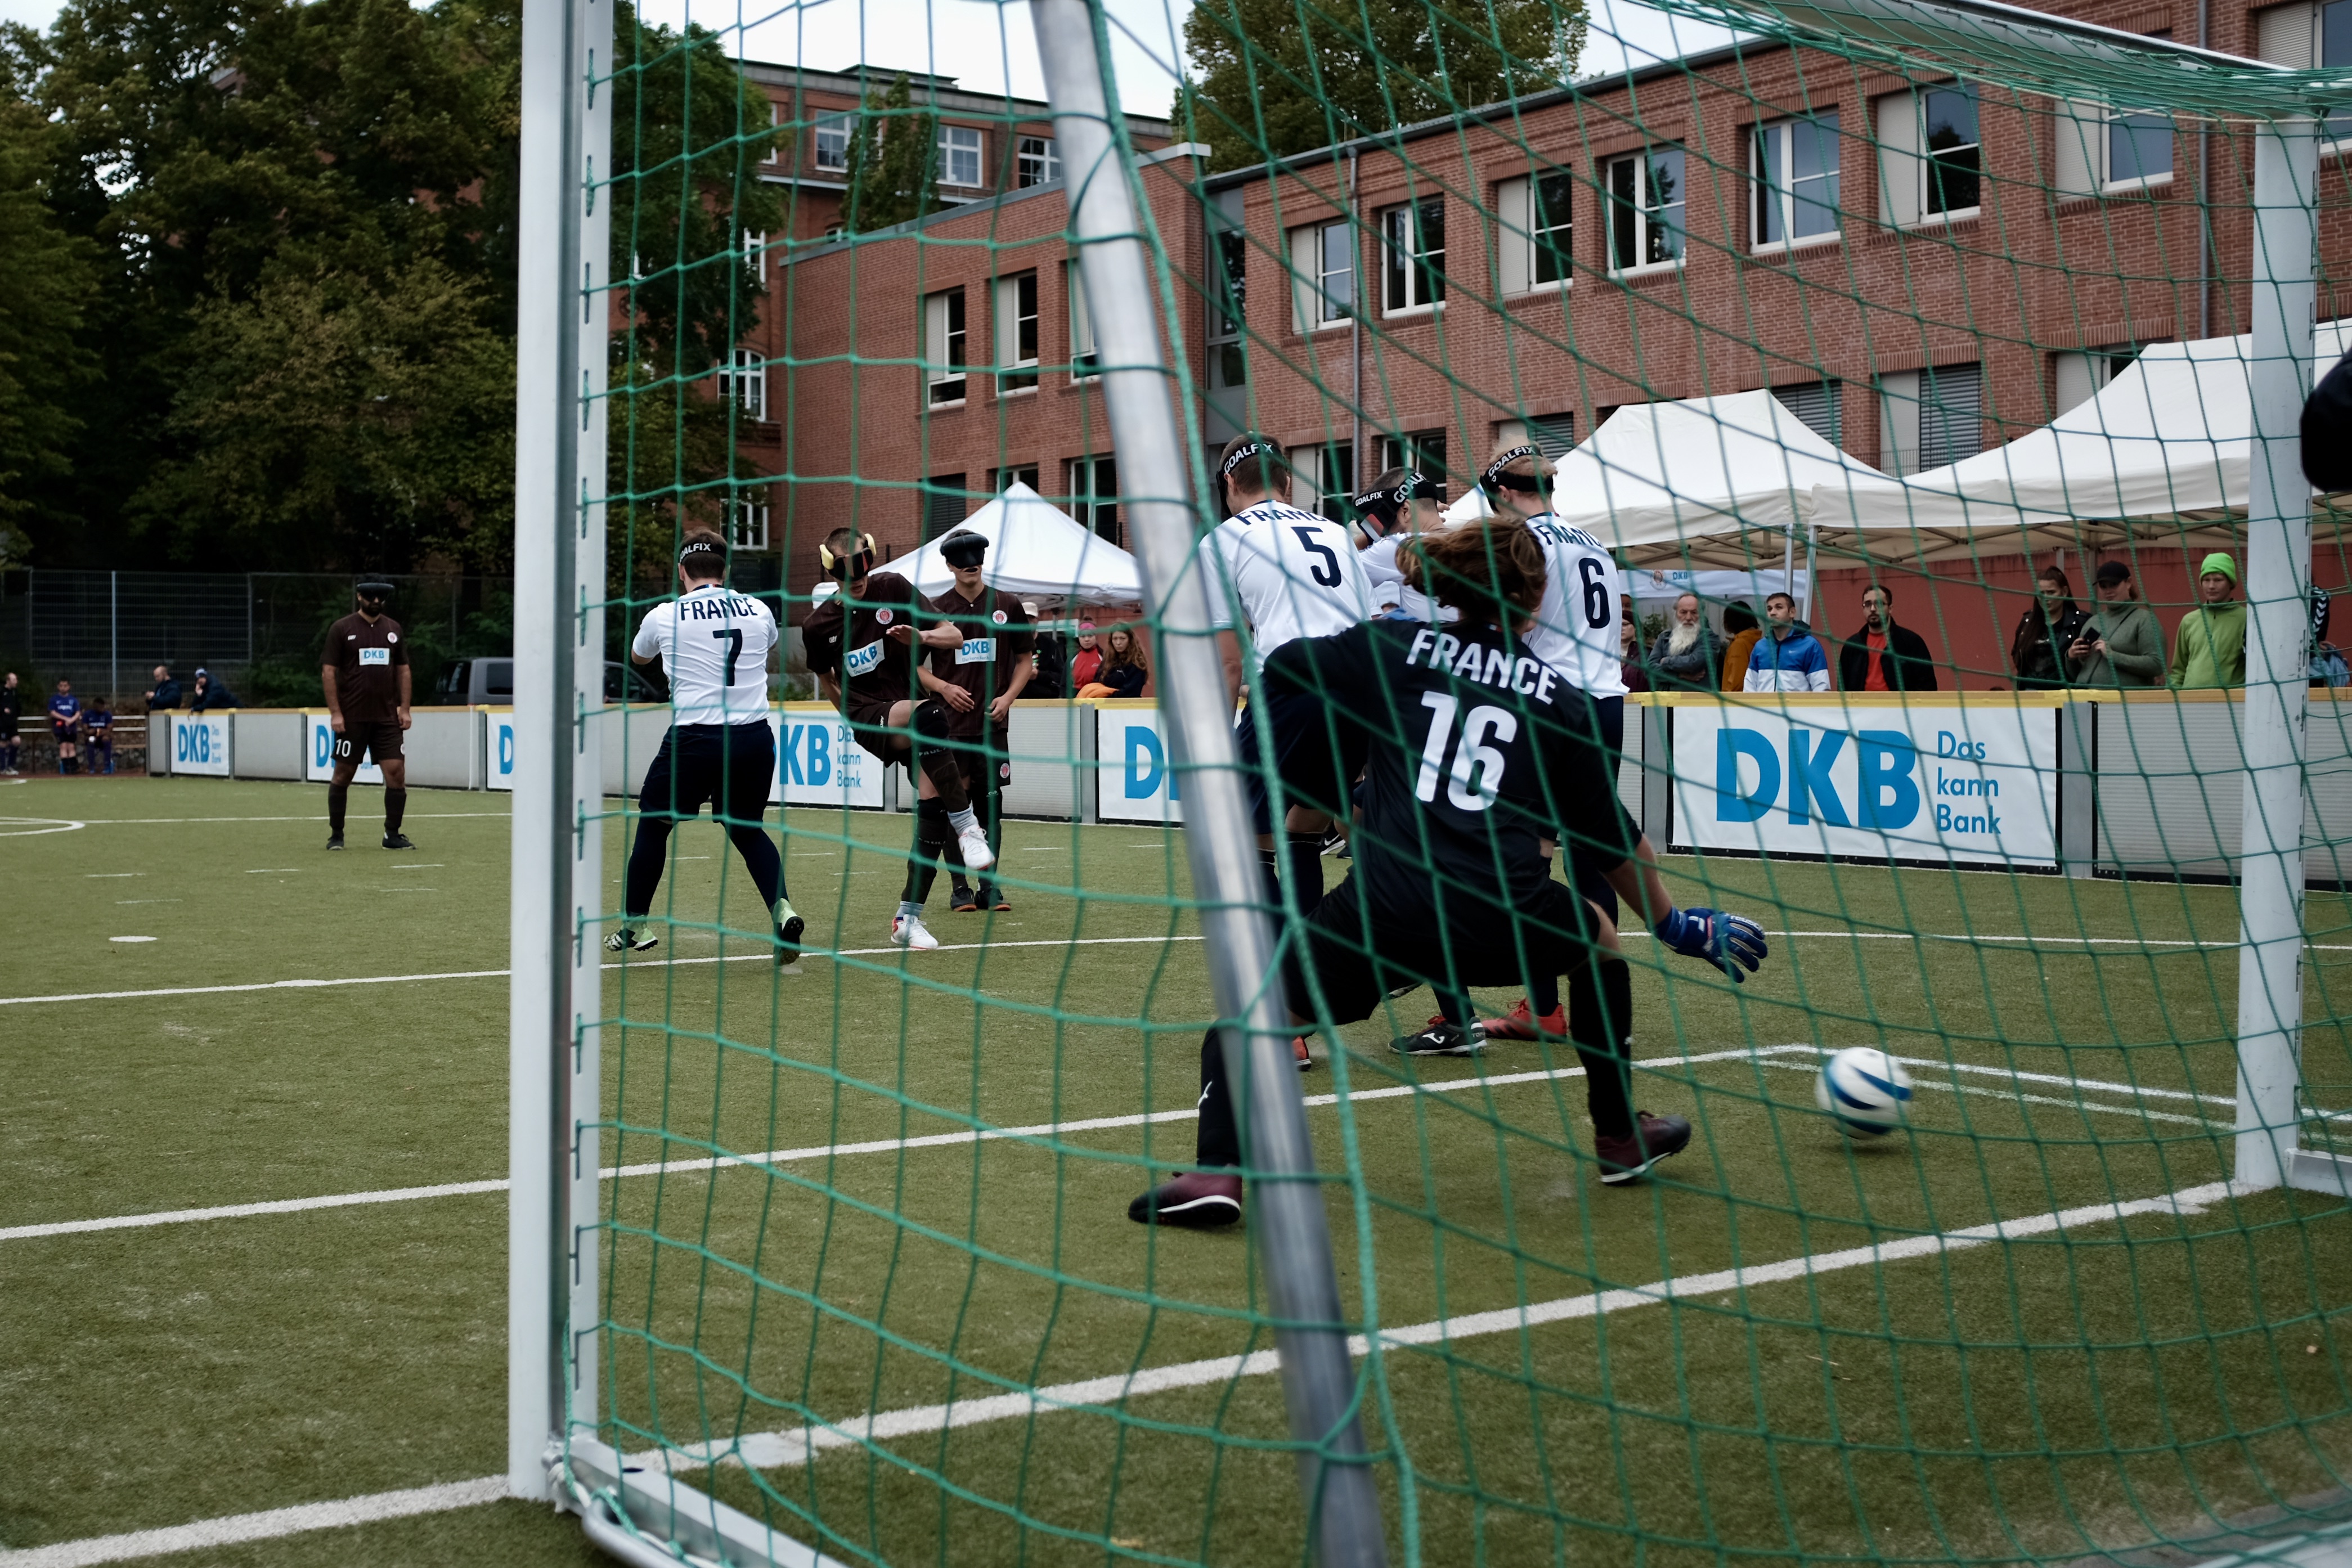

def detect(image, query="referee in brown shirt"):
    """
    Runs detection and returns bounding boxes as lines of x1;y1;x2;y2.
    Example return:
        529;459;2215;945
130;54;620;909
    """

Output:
321;579;414;850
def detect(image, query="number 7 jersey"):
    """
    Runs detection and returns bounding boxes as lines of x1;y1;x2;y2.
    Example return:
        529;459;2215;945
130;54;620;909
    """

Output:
631;584;779;725
1195;500;1373;671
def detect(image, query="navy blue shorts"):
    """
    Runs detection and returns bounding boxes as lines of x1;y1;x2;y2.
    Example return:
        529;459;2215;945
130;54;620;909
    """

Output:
1236;684;1364;835
639;722;775;828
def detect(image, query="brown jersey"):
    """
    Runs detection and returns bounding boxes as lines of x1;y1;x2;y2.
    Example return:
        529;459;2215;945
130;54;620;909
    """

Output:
324;612;409;725
802;572;930;716
924;585;1036;738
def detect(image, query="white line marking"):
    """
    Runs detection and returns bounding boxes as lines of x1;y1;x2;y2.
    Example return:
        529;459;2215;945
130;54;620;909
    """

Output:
388;864;443;870
1755;1058;2220;1129
83;873;140;878
0;934;1210;1008
106;937;155;945
243;868;300;874
59;813;514;825
661;1179;2243;1475
115;899;179;905
1;1182;2241;1563
0;1476;508;1568
0;816;85;836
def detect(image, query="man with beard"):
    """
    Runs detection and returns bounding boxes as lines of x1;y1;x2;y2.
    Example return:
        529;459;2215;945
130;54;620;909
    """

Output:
1837;583;1940;691
1644;593;1718;691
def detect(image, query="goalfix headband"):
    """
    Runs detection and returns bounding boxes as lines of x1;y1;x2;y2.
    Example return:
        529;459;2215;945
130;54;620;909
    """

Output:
1481;444;1545;493
1220;438;1278;483
1352;470;1439;522
818;532;879;579
677;536;728;567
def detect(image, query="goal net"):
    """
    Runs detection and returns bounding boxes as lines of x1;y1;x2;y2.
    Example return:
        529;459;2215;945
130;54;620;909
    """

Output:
507;0;2352;1561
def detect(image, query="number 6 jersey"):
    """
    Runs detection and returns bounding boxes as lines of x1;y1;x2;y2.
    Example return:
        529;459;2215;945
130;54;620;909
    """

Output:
1521;513;1628;698
1195;500;1373;672
632;584;779;725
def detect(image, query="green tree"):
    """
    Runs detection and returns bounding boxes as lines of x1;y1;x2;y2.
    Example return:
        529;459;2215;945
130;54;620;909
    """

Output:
842;73;940;234
0;74;98;539
1178;0;1583;172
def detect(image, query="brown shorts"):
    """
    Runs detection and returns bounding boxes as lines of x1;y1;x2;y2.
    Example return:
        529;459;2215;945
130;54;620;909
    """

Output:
333;721;404;766
843;699;914;759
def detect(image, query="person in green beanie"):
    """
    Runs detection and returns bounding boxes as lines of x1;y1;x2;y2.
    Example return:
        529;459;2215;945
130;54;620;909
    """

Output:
2068;560;2166;686
2167;551;2247;689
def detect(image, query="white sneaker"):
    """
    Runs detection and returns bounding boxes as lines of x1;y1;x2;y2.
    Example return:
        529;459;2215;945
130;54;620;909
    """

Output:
954;823;995;873
891;914;940;951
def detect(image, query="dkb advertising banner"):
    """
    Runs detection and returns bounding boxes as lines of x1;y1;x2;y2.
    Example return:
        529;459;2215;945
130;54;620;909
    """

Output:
1670;699;2058;869
1096;702;1181;824
486;709;517;792
771;705;888;810
168;713;232;777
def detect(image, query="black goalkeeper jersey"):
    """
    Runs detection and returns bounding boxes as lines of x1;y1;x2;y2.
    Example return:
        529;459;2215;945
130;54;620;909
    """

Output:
1263;618;1638;931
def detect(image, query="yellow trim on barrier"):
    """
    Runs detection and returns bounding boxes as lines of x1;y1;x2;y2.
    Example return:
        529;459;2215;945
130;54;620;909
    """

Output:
1632;689;2075;708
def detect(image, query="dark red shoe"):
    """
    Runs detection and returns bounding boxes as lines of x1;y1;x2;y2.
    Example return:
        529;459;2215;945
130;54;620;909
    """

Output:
1481;999;1568;1041
1595;1112;1692;1185
1292;1035;1314;1072
1128;1171;1244;1228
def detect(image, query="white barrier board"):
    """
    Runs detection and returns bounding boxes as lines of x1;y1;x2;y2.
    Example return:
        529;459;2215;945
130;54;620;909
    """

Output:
1671;700;2058;869
486;709;517;792
773;708;887;809
304;713;384;786
169;713;233;777
1096;705;1181;824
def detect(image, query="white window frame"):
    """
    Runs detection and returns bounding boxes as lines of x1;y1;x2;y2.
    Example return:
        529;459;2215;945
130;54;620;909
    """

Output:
2053;98;2174;195
743;230;767;281
995;271;1039;394
1751;115;1841;253
1016;134;1061;187
1293;442;1356;520
1067;261;1099;381
719;349;766;421
1068;456;1119;541
1380;199;1446;316
813;111;851;172
939;124;983;188
1495;172;1576;295
1289;219;1354;331
2256;1;2352;147
1878;362;1982;477
765;101;783;164
995;464;1040;493
924;288;966;406
1605;146;1687;276
728;497;770;551
1878;86;1982;227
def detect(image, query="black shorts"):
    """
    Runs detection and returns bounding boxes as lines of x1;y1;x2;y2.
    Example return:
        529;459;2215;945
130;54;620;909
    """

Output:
639;722;775;826
951;729;1012;795
333;721;405;765
1283;875;1600;1024
1237;684;1364;834
1565;695;1627;919
52;724;77;745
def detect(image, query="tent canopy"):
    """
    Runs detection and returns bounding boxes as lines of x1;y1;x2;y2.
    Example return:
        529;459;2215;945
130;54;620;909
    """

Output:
869;483;1144;606
1807;321;2352;564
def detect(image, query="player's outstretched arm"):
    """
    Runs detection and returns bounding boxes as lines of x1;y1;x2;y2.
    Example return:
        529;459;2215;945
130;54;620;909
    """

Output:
1600;838;1769;983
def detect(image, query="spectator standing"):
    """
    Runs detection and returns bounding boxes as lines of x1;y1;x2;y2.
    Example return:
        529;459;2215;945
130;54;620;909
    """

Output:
0;672;20;775
1743;593;1833;691
2169;552;2248;688
1070;621;1103;689
187;669;239;712
1719;603;1761;691
1619;607;1651;693
2009;568;2091;689
1645;592;1717;691
1837;583;1940;691
1080;627;1151;698
144;665;182;711
48;679;83;774
2067;561;2166;688
1024;601;1067;700
84;698;115;774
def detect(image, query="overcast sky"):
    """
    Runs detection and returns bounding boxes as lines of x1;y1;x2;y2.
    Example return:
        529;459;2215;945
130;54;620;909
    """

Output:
1;0;1735;96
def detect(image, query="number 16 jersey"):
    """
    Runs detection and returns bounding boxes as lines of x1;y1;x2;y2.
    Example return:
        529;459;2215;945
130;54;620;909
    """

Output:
1196;500;1372;673
632;583;779;725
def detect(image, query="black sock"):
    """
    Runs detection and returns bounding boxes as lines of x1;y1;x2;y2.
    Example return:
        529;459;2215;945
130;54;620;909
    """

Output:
384;787;406;834
1286;832;1327;918
1195;1027;1242;1169
1529;973;1560;1016
622;815;675;923
1258;844;1282;909
329;784;349;835
904;798;948;905
1434;991;1474;1027
1570;960;1635;1141
727;823;783;910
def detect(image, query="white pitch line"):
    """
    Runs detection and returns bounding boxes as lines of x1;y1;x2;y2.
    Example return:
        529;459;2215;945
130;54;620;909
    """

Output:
1753;1057;2221;1129
0;1477;509;1568
47;812;517;825
1;1180;2242;1565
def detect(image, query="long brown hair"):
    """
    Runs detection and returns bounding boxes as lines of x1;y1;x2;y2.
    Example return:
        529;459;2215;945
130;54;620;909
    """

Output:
1104;626;1147;672
1403;516;1549;622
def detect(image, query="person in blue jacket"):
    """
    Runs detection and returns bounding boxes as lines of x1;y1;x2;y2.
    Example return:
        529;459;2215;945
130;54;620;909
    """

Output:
1740;592;1833;692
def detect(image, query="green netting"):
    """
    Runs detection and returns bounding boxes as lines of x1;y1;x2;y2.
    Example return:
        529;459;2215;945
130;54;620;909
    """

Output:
573;0;2352;1561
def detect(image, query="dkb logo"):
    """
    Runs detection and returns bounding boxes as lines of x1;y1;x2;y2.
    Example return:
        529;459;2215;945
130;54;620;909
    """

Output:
781;723;834;787
178;724;216;765
1124;726;1180;800
1715;727;1922;829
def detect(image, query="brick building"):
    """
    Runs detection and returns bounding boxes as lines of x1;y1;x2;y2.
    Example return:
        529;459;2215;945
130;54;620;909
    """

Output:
762;1;2347;680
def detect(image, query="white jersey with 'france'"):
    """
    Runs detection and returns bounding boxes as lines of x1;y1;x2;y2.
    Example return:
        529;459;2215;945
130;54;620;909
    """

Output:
1523;513;1628;698
1196;500;1374;671
632;585;779;725
1357;532;1454;623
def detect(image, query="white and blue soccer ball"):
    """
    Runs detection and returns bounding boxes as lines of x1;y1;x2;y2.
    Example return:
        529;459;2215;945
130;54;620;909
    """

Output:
1815;1048;1915;1139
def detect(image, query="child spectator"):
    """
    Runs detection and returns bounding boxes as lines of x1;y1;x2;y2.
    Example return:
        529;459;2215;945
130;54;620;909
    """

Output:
48;679;82;774
1070;621;1103;689
84;697;115;774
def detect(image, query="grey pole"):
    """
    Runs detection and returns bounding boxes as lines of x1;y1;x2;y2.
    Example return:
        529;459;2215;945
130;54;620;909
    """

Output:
110;570;117;707
1027;7;1388;1565
2234;114;2320;1192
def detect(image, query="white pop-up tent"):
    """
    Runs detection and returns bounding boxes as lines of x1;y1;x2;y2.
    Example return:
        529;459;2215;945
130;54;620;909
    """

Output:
1809;322;2352;562
1439;390;1891;572
869;482;1144;606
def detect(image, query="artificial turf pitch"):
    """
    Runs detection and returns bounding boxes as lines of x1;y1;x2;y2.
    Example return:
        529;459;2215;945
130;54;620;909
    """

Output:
6;776;2352;1566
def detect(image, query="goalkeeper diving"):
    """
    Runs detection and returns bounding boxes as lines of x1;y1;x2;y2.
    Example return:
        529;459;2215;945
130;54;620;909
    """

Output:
1130;514;1769;1225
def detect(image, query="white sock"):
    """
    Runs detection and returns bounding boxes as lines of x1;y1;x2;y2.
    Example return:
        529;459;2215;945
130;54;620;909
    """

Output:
949;807;978;833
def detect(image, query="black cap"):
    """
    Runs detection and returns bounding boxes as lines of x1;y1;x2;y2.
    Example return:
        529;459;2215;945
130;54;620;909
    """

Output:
2093;560;2132;586
356;579;395;597
938;529;989;569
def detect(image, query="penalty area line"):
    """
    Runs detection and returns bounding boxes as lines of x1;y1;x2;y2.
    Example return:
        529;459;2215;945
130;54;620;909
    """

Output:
0;1477;509;1568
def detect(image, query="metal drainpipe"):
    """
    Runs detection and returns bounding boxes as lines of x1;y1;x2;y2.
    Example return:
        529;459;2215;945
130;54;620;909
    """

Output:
2199;0;2212;339
1349;149;1361;485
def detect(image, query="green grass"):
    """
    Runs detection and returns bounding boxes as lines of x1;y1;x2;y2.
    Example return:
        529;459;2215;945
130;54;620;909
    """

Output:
5;776;2352;1566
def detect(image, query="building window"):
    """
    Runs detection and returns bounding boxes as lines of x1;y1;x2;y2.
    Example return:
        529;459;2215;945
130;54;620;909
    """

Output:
2052;344;2152;416
1293;442;1356;522
924;288;966;406
1494;413;1577;459
1753;116;1839;248
728;496;770;551
1067;261;1098;380
765;101;784;164
1606;146;1686;272
1381;198;1446;314
995;464;1040;493
2106;106;2173;188
1016;135;1060;187
1291;219;1354;330
2257;1;2352;142
939;124;982;188
1879;363;1982;477
1069;456;1119;543
923;474;967;540
743;230;767;281
814;112;851;172
1878;84;1980;226
719;349;766;420
995;272;1039;393
1380;430;1448;497
2055;92;2174;197
1495;172;1574;294
1208;227;1247;389
1771;380;1842;446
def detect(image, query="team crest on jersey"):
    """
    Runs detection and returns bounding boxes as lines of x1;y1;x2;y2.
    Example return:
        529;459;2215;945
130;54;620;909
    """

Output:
991;610;1007;625
385;632;398;643
999;761;1011;781
876;608;893;624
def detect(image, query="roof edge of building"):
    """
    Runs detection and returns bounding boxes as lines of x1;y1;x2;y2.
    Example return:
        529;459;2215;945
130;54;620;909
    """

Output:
739;59;1173;136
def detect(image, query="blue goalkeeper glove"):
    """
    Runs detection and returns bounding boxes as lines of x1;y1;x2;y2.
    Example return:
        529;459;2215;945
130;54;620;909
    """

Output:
1654;907;1768;982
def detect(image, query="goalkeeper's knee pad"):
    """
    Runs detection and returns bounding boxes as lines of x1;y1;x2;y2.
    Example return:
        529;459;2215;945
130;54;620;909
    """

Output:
913;699;953;743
